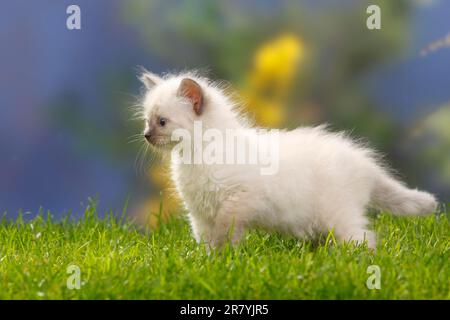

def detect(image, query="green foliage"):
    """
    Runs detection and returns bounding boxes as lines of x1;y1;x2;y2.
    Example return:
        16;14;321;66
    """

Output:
48;69;142;163
0;204;448;299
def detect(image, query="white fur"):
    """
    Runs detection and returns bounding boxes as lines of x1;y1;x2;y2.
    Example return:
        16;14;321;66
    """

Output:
139;71;438;249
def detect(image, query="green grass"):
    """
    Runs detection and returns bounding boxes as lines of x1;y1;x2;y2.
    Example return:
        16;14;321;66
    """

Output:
0;204;449;300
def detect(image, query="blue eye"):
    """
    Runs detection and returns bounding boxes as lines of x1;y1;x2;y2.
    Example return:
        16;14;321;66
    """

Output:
159;117;167;127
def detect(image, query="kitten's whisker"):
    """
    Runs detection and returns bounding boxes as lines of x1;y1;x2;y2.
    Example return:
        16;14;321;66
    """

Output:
138;146;146;175
116;91;141;100
127;107;146;121
127;133;146;144
134;143;150;175
134;145;143;173
141;144;149;174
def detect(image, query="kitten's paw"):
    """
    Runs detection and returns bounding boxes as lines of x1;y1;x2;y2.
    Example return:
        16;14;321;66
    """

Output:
337;228;376;250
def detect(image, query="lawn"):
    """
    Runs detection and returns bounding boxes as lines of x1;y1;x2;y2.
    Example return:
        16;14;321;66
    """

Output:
0;203;449;299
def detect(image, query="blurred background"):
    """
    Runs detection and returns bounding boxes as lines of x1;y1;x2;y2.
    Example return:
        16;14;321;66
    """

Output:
0;0;449;221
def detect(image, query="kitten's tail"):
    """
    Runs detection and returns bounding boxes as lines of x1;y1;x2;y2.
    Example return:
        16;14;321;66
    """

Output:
371;174;438;216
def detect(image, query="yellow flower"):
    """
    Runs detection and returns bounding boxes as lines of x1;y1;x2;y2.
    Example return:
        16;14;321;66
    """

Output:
251;34;303;91
258;101;285;127
148;163;171;188
243;33;304;126
245;93;285;127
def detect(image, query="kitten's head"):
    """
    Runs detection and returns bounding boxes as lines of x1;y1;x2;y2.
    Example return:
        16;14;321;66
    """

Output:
139;71;208;150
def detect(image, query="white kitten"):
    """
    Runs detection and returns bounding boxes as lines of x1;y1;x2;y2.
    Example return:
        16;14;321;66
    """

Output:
138;70;438;249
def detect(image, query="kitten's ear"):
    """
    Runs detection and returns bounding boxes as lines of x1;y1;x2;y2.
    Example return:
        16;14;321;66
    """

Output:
177;78;203;116
139;71;162;90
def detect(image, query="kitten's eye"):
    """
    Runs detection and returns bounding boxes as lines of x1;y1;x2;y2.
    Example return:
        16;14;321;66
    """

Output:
159;117;167;127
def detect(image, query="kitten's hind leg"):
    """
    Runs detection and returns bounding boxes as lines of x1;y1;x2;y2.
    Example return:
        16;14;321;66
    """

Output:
327;207;376;249
335;225;376;249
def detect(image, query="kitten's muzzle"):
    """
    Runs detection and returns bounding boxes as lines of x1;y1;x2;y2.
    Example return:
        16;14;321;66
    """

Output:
144;126;156;143
144;130;164;146
144;132;152;143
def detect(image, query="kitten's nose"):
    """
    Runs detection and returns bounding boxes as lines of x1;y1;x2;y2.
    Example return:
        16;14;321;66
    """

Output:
144;132;152;143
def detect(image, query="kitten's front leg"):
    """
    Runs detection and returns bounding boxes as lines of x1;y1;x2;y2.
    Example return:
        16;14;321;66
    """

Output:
188;214;214;244
189;212;245;249
211;212;245;247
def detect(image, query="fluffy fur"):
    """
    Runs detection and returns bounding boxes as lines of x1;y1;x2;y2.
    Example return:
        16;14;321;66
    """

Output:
138;70;438;249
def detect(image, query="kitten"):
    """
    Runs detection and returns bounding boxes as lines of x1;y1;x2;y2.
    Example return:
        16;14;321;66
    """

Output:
138;70;438;249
